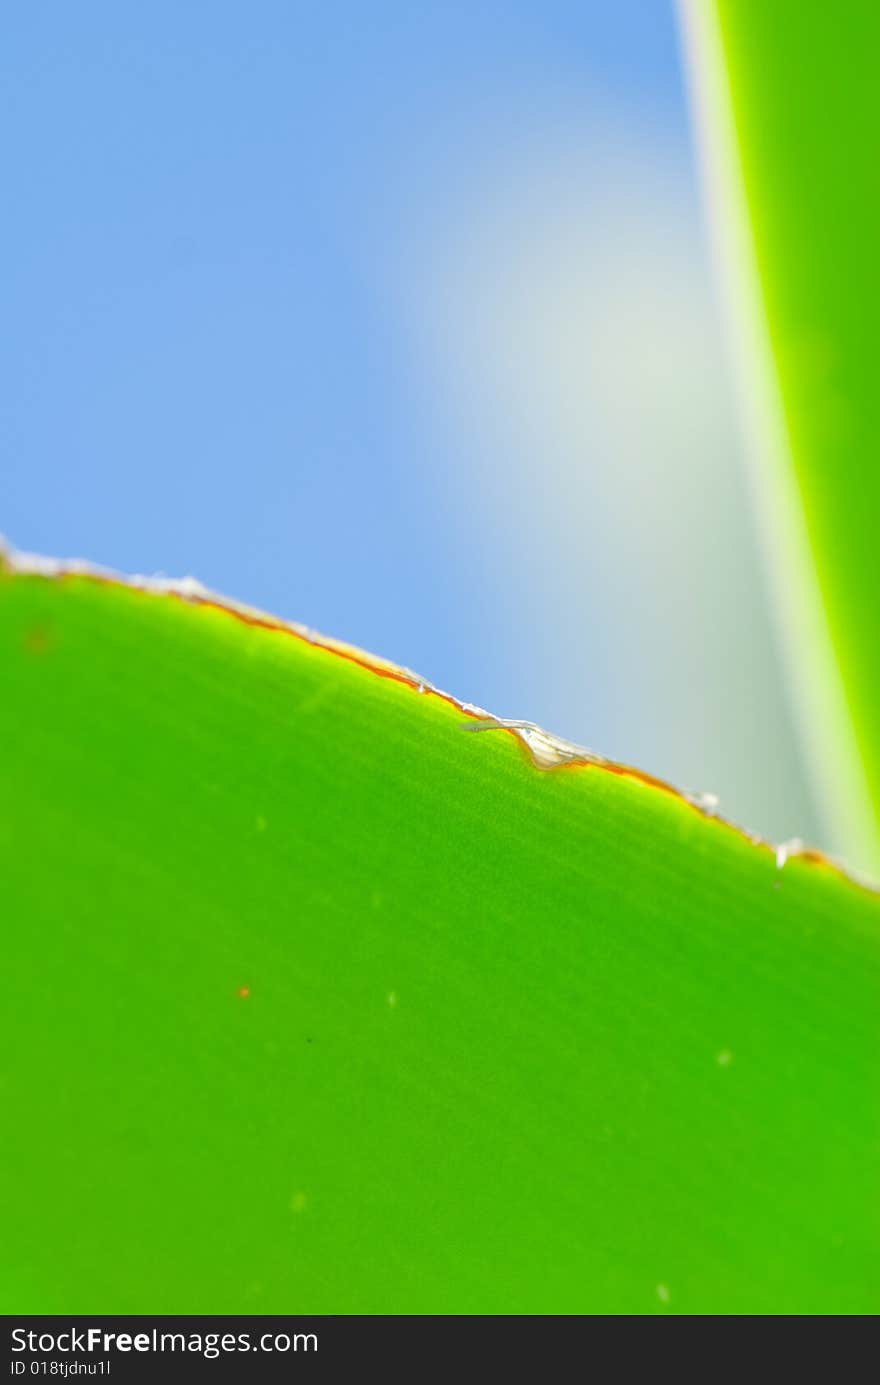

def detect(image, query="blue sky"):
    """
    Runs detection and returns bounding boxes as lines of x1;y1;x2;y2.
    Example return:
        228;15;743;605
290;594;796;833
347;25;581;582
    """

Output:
0;2;821;845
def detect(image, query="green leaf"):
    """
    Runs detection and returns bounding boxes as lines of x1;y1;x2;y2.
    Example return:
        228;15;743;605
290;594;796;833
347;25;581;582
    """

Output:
2;558;878;1314
681;1;880;874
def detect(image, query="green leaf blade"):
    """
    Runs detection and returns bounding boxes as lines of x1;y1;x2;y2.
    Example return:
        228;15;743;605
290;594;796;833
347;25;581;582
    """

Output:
683;0;880;871
1;566;878;1313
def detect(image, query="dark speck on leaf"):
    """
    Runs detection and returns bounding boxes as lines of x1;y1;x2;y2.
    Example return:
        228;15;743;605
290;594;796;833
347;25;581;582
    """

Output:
24;624;55;654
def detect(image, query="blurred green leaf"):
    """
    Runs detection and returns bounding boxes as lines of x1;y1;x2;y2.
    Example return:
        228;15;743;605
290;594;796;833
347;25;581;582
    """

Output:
685;1;880;872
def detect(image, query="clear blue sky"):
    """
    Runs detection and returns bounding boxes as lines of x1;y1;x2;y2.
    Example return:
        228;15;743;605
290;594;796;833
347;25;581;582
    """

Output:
0;2;821;845
2;2;684;660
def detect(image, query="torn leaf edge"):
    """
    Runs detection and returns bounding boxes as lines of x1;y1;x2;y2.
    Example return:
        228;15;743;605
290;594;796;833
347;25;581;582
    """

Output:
2;537;876;898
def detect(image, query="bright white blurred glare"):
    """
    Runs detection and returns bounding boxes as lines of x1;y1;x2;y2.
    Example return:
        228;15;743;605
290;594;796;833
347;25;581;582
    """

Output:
383;107;820;845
